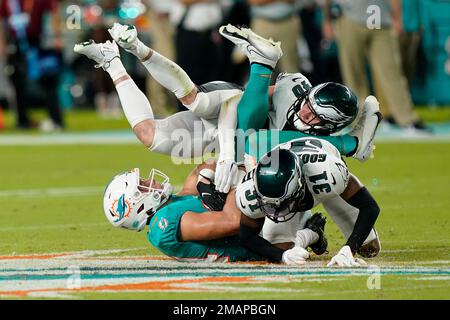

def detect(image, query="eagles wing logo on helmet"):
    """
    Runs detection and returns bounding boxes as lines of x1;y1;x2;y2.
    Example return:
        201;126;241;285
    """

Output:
110;194;132;223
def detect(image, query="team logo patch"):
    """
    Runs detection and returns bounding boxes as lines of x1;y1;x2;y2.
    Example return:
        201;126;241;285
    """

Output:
110;194;132;223
158;218;168;231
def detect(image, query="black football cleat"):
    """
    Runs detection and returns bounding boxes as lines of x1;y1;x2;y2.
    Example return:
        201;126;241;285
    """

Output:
305;213;328;255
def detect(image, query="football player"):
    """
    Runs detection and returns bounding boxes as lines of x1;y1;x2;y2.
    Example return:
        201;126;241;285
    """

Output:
102;163;318;263
236;137;381;267
74;23;381;194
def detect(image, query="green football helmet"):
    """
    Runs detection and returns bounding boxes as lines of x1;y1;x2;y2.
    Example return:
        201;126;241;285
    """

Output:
286;82;358;135
254;148;305;223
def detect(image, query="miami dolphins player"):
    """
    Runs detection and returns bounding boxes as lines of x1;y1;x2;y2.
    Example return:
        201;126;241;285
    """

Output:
75;23;381;194
236;138;381;267
103;163;316;264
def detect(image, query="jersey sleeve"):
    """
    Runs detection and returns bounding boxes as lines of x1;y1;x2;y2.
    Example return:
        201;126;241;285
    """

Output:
289;138;349;202
235;170;265;219
303;152;349;203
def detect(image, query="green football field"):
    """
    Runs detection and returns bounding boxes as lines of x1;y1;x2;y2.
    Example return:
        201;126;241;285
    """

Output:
0;111;449;299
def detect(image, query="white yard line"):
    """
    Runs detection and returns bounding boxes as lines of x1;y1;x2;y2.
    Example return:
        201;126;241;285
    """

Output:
0;223;106;232
0;186;104;198
0;133;138;145
0;185;183;198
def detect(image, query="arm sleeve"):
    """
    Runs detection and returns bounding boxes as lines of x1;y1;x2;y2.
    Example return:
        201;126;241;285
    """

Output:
345;187;380;253
239;223;284;263
217;93;239;161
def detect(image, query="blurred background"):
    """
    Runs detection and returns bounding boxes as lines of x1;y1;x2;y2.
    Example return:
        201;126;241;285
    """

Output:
0;0;449;135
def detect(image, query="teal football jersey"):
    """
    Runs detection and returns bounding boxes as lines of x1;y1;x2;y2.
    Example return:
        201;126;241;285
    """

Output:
147;195;261;262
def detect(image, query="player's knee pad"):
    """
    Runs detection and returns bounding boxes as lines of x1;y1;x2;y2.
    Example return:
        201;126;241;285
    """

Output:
185;92;216;119
185;89;241;120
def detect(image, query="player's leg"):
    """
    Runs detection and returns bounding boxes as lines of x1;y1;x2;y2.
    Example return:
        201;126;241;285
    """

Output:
109;23;242;119
151;111;214;158
261;215;300;250
219;24;282;132
74;40;156;147
261;211;327;255
245;130;358;162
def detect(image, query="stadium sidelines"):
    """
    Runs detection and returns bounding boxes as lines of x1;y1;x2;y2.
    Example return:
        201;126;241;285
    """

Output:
1;122;450;146
0;249;449;298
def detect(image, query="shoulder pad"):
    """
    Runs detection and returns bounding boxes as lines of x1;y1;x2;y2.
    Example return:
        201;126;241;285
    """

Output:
303;154;349;202
235;170;265;219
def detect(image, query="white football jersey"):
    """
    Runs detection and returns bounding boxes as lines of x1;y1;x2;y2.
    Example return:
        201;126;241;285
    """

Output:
235;137;349;219
268;72;312;130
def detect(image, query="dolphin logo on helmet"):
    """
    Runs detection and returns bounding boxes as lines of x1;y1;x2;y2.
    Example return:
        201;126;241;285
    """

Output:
103;168;173;232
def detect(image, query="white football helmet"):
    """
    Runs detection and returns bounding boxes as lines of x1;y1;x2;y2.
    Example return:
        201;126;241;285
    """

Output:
103;168;173;232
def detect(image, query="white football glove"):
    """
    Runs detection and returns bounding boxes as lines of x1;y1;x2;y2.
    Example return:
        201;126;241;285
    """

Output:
326;245;367;267
214;158;239;193
281;247;310;265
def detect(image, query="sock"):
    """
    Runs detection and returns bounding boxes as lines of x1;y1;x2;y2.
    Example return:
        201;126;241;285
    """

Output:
342;134;359;156
115;79;154;128
295;229;319;249
237;63;272;132
245;130;359;161
141;51;196;99
105;58;127;82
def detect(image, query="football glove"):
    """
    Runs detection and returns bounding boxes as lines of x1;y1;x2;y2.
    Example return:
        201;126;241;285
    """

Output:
215;158;239;193
281;247;310;265
197;169;227;211
326;245;367;267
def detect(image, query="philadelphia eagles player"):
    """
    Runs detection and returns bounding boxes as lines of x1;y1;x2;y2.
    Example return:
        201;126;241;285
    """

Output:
74;23;381;194
236;137;381;267
102;162;317;263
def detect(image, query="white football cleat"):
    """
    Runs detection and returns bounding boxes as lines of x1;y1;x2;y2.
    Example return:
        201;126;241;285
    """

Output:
108;23;150;59
219;24;282;69
350;95;383;162
74;40;120;70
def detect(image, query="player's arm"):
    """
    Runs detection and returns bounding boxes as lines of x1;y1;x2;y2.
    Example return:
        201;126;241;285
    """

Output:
239;214;308;264
215;94;241;193
177;161;217;196
179;190;241;241
339;174;380;254
239;214;285;263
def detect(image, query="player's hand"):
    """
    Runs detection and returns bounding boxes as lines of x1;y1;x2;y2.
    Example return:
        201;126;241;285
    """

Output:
215;158;238;193
197;168;227;211
326;245;367;267
281;247;310;265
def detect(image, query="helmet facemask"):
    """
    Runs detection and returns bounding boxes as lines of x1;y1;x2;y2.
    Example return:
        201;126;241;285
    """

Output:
286;83;358;135
287;93;337;136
